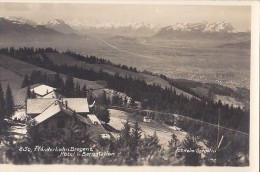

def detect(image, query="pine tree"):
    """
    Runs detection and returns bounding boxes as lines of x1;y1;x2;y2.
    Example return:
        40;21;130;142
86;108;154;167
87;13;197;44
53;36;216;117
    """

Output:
149;132;161;151
181;135;201;166
5;84;15;118
140;132;161;158
112;94;121;105
123;96;128;107
64;75;74;97
130;121;142;162
74;82;81;97
81;85;87;98
101;107;110;124
120;121;131;147
102;91;109;106
26;85;31;99
53;72;63;88
168;133;178;148
131;121;142;148
0;82;5;133
21;74;30;88
88;90;94;104
31;90;36;98
95;105;110;124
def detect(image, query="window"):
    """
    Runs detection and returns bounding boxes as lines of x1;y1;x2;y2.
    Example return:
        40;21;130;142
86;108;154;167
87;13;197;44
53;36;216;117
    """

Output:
57;119;65;128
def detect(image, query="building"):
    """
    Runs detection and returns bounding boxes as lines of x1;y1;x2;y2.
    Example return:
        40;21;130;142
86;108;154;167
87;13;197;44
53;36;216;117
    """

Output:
27;98;90;118
26;95;109;142
32;99;90;141
30;84;57;98
143;116;151;123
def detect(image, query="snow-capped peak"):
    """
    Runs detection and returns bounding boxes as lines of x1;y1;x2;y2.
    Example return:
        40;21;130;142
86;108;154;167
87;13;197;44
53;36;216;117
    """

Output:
67;20;158;31
46;19;66;27
93;21;158;31
204;21;235;33
164;21;236;33
7;16;37;25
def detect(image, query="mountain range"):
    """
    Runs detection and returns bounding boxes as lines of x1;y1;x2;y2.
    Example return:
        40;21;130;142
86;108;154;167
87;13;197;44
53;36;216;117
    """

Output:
160;21;236;33
153;21;250;40
68;21;159;37
0;17;60;42
0;17;250;43
0;17;86;45
45;19;80;35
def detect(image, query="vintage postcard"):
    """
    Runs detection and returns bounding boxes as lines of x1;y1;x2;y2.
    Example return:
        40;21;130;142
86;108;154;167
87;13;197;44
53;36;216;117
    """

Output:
0;0;258;171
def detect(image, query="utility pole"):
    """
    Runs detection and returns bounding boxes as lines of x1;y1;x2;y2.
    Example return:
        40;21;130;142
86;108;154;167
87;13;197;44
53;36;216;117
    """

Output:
216;108;220;148
216;108;224;166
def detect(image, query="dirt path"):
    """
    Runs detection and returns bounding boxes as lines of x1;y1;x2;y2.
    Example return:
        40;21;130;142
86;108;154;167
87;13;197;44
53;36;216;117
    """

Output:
108;109;187;147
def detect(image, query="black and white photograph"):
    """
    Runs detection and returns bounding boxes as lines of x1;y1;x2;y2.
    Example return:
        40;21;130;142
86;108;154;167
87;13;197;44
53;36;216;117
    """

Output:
0;0;258;170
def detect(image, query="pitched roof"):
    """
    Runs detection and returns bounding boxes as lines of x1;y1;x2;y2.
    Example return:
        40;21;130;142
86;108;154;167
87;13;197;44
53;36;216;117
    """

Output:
61;107;89;125
31;84;56;97
63;98;89;113
42;91;57;98
34;102;61;124
88;114;101;124
27;98;89;114
34;101;90;126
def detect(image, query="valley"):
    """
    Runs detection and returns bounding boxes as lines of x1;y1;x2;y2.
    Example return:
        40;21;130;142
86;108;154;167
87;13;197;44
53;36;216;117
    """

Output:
0;13;251;166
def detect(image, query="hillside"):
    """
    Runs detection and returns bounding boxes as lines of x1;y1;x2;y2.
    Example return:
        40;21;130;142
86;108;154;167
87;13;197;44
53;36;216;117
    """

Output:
41;51;249;108
217;41;250;49
44;52;193;98
0;17;88;45
169;79;249;109
0;54;105;106
0;48;248;109
108;109;187;146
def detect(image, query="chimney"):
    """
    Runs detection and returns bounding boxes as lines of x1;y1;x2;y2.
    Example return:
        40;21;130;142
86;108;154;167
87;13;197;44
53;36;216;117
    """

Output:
65;100;68;109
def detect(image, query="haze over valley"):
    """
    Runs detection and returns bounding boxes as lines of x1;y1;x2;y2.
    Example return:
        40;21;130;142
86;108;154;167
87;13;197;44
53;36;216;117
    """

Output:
0;17;250;90
0;4;252;166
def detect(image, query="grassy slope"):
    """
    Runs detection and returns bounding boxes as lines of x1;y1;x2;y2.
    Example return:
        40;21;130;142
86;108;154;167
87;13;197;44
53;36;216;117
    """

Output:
108;109;187;147
0;54;105;105
0;53;247;109
45;53;194;98
170;78;248;109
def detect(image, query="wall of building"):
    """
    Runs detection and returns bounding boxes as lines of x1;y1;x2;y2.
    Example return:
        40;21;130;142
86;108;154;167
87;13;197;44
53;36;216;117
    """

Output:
36;112;87;142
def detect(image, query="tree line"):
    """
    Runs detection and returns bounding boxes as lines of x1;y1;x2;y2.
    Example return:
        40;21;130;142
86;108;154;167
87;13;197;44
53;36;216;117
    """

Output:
0;47;249;133
21;70;111;124
0;82;15;134
5;118;246;166
65;50;138;73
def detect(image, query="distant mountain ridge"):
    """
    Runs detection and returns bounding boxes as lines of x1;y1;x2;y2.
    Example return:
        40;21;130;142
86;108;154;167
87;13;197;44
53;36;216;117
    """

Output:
45;19;80;34
154;21;250;40
0;17;250;43
0;17;60;35
7;16;37;26
0;17;80;44
69;21;159;37
159;21;236;33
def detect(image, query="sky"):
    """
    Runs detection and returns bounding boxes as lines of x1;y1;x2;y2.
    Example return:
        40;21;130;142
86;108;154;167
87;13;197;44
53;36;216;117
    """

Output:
0;3;251;31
